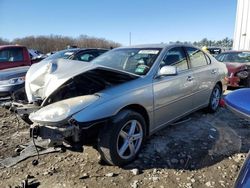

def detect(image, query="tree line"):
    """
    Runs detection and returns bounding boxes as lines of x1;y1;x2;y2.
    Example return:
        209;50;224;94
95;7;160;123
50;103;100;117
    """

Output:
0;35;233;53
170;37;233;49
0;35;121;53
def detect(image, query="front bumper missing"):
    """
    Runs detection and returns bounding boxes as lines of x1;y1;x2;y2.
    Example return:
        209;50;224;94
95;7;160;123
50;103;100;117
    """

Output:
30;123;81;145
29;118;109;146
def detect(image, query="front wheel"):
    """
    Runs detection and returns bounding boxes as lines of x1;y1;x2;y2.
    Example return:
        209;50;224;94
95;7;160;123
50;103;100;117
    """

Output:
207;84;222;113
97;110;146;166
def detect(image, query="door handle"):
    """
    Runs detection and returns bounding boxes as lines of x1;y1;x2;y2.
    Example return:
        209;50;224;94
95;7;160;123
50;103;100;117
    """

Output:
211;69;217;74
187;76;194;81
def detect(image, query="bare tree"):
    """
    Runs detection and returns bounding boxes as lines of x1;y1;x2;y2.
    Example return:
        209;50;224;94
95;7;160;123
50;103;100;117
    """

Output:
0;38;10;45
11;35;121;53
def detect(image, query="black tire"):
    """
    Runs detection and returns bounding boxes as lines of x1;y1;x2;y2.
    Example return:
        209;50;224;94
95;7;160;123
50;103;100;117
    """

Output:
11;87;28;103
207;84;222;113
97;110;146;166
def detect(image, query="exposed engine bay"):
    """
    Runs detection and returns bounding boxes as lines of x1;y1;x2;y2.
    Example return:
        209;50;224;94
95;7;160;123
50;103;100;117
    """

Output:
43;68;139;106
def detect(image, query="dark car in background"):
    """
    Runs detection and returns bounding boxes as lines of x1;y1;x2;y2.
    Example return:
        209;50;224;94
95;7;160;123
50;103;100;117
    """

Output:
28;49;46;63
208;47;222;56
0;66;29;98
216;51;250;87
43;48;108;62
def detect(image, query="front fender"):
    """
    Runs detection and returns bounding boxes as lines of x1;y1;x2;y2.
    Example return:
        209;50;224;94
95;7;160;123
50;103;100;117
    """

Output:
72;87;154;123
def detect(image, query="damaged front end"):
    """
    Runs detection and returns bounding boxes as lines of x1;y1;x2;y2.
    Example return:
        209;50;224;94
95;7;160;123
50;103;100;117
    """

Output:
29;95;101;145
26;61;139;145
30;123;80;146
11;59;138;124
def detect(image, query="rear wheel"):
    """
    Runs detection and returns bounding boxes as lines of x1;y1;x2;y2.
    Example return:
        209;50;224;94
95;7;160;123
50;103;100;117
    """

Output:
207;84;221;113
97;110;146;166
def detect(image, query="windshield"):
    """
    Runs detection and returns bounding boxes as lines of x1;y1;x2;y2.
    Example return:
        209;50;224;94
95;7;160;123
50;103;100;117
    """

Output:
92;48;161;75
44;49;79;61
216;52;250;63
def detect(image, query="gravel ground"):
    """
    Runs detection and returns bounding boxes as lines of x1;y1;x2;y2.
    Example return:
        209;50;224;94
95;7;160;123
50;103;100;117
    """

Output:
0;96;249;188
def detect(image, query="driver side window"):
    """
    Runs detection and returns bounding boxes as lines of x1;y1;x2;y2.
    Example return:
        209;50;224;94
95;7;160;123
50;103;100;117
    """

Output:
161;47;188;72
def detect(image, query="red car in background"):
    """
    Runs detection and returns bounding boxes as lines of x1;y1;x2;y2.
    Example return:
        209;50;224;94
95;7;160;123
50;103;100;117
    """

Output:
0;45;32;70
216;51;250;87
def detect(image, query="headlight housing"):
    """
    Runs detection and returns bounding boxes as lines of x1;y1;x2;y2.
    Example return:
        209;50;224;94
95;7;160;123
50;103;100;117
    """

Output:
0;76;25;86
237;71;248;79
29;95;99;124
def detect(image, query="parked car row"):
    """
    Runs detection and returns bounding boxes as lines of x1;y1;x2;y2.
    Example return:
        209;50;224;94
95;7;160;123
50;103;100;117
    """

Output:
1;45;249;99
5;43;250;168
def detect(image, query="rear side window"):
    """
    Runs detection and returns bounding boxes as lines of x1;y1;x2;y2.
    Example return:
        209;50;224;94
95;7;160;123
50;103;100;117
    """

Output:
161;47;188;72
0;48;24;62
98;50;108;56
186;47;208;68
75;51;99;62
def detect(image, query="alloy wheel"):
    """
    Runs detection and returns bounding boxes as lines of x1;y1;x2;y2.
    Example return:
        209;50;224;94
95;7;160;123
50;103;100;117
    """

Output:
116;120;143;160
211;87;221;110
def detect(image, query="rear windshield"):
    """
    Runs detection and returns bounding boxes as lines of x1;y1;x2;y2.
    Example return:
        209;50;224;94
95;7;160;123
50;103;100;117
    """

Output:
216;52;250;63
44;49;79;61
0;48;24;62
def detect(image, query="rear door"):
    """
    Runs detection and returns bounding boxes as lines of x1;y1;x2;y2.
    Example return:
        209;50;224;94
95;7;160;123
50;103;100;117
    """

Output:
185;47;217;108
0;47;27;70
152;47;196;131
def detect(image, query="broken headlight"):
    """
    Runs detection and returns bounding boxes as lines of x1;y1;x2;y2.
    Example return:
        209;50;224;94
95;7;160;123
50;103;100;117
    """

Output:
0;76;25;86
29;95;99;123
237;71;248;79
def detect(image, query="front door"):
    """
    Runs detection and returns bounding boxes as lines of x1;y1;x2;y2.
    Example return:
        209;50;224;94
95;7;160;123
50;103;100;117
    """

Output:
152;47;195;131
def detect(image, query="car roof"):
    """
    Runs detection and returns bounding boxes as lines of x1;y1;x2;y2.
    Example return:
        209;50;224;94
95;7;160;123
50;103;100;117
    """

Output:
58;48;108;53
0;45;27;49
220;50;250;54
117;43;196;49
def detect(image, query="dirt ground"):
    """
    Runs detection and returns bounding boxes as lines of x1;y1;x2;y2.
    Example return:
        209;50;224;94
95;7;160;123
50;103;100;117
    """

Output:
0;92;250;188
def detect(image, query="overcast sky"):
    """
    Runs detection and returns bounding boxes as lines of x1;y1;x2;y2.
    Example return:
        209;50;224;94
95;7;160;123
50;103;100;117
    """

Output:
0;0;237;45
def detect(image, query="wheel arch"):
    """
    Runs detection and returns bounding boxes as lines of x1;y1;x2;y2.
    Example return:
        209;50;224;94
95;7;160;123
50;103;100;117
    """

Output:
216;81;222;92
119;104;150;136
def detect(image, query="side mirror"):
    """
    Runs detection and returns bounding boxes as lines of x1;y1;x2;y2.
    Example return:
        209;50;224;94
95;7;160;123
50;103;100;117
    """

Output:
157;66;177;78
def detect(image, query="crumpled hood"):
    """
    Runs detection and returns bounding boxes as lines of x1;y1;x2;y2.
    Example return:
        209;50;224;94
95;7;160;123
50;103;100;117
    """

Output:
0;66;30;81
25;59;99;102
25;59;139;103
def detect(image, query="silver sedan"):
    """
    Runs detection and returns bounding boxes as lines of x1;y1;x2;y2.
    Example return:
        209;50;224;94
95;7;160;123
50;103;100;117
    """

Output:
27;44;228;166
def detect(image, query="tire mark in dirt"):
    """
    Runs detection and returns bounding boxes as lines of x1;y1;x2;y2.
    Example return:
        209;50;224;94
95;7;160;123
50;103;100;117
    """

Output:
199;110;242;167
